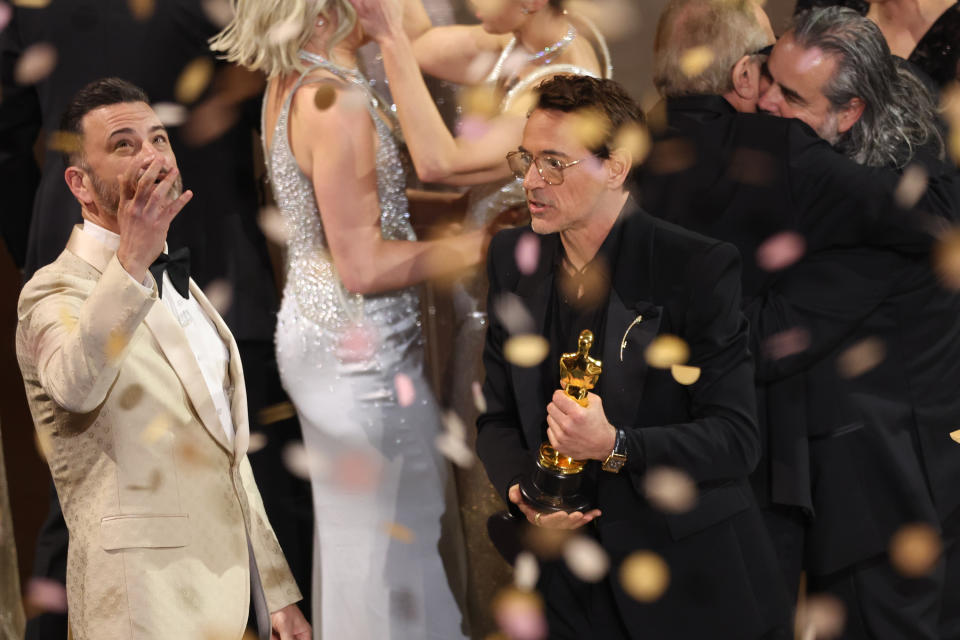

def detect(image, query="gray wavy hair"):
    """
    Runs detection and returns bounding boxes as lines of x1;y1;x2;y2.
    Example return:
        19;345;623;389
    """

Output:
791;7;944;169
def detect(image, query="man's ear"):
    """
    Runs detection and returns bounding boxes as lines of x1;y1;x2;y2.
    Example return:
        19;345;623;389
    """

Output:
836;96;865;134
605;147;632;189
730;54;760;102
64;166;94;206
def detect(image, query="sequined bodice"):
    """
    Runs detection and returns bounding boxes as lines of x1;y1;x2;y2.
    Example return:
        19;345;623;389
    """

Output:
264;53;419;337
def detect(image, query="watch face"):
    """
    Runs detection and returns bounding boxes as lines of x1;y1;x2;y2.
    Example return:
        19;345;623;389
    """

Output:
603;454;626;472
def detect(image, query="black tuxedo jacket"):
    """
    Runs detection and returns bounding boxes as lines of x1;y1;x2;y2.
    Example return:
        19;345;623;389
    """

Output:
477;203;789;638
636;94;960;573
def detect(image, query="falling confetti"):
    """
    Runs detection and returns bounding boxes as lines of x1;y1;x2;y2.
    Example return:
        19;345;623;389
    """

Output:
442;410;467;438
394;373;416;407
491;587;548;640
267;12;301;45
644;334;689;369
515;232;540;275
504;334;550;367
889;522;942;577
118;384;144;410
613;122;652;167
461;85;499;118
951;429;960;444
106;329;129;362
257;205;289;245
456;115;492;140
34;431;52;462
282;442;311;479
24;578;67;615
141;415;170;444
127;0;154;20
796;594;846;640
493;293;534;334
514;551;540;591
756;231;806;272
337;324;377;363
152;102;189;127
436;432;475;467
47;131;81;156
645;138;696;174
836;337;885;378
570;107;609;151
15;42;57;84
0;3;11;32
203;279;233;315
555;258;610;310
643;466;697;513
933;227;960;290
12;0;50;7
670;364;700;385
763;327;811;360
247;432;268;454
201;0;234;28
679;46;715;78
472;381;487;413
523;526;573;559
620;550;670;602
313;83;337;111
333;450;381;492
58;306;77;331
894;164;929;209
383;521;415;543
258;401;296;425
563;535;609;583
564;0;639;41
175;57;215;104
503;90;538;118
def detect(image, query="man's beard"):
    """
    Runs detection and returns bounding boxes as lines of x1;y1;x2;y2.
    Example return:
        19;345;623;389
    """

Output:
88;168;184;216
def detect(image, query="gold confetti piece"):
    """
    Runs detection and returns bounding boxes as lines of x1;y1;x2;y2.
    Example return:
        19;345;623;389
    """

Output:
281;442;311;479
126;468;163;492
436;432;475;468
645;138;696;174
15;42;57;85
836;337;885;378
613;122;652;167
58;306;77;331
796;594;846;640
504;334;550;368
570;107;609;151
141;415;170;444
201;0;234;28
152;102;189;127
645;334;689;369
313;83;337;111
127;0;154;20
118;384;144;410
555;259;610;310
257;205;289;245
679;46;715;78
460;86;499;118
259;401;296;426
513;551;540;591
491;587;548;640
894;164;929;209
47;131;81;155
203;279;233;315
503;89;538;118
394;372;416;407
933;227;960;290
175;57;214;105
951;128;960;166
106;329;129;362
889;522;942;577
670;364;700;385
727;148;776;186
643;466;697;514
383;521;415;543
756;231;806;272
247;432;267;454
620;550;670;602
523;525;573;559
564;0;640;41
563;535;610;583
472;381;488;413
177;441;205;466
12;0;51;7
951;429;960;444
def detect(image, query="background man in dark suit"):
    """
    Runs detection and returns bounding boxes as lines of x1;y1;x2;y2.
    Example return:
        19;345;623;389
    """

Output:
641;1;960;636
477;74;790;639
0;2;312;636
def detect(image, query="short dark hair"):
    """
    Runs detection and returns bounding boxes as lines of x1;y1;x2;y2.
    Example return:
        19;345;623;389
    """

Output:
59;77;150;166
548;0;564;9
533;75;645;158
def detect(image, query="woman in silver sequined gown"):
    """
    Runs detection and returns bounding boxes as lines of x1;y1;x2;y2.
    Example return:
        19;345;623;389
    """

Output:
211;2;484;638
353;0;612;634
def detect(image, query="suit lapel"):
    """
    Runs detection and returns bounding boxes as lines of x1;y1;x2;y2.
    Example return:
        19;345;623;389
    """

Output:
190;281;249;460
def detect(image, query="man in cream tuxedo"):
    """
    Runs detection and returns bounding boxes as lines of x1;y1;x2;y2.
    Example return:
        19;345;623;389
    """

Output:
15;78;309;640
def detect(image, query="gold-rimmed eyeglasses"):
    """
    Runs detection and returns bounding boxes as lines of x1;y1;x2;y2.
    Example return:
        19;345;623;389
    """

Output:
506;151;584;186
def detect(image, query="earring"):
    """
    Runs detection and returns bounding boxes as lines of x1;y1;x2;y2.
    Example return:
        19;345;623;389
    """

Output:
316;17;326;27
520;7;531;14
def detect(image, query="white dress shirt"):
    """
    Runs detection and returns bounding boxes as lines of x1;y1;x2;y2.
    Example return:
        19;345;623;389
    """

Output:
82;221;236;445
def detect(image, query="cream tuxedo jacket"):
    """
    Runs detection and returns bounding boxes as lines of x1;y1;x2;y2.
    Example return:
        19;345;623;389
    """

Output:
16;227;301;640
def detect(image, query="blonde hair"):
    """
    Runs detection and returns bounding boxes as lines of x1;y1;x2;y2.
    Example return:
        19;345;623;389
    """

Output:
209;0;357;77
653;0;769;97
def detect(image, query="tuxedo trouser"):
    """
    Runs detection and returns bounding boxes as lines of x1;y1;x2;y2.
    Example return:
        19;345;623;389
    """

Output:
938;505;960;640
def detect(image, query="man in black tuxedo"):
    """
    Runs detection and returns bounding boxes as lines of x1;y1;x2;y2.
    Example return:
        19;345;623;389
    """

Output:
0;2;312;636
640;1;960;637
477;75;791;639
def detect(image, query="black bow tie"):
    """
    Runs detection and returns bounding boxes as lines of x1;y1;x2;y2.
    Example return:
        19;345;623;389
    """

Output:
149;247;191;299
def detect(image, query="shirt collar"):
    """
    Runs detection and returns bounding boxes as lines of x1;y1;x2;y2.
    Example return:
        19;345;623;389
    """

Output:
81;220;121;251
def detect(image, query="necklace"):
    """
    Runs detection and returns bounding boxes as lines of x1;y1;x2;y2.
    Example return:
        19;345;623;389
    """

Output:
486;23;578;84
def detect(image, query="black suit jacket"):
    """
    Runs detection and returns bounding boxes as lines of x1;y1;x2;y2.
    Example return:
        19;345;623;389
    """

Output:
477;203;789;638
0;0;278;341
637;94;959;573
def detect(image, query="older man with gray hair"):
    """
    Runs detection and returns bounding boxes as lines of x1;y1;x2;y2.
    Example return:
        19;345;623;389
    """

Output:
638;1;960;637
